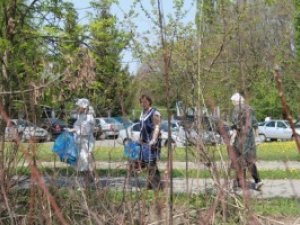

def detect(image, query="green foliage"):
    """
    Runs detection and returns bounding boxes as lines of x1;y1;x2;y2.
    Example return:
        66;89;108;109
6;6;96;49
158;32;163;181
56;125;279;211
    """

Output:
250;72;282;120
294;0;300;59
30;141;300;162
88;2;133;116
254;198;300;217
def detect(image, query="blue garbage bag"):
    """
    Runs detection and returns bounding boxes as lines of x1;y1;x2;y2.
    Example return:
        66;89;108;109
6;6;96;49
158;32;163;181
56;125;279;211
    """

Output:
140;144;160;162
52;131;79;165
124;140;141;160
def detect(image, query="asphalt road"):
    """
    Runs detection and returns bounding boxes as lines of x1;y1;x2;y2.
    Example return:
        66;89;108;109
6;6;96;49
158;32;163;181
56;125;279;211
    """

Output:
16;159;300;199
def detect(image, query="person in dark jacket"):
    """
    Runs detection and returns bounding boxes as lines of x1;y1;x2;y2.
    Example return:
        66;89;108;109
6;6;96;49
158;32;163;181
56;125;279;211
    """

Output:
230;93;263;190
139;94;162;190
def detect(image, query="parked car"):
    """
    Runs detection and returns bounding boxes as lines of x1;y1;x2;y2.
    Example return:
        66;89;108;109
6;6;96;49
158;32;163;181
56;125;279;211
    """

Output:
40;118;69;140
117;122;182;146
95;117;123;138
118;122;141;144
160;120;181;133
5;119;50;142
118;120;223;147
258;119;299;142
176;126;223;146
168;118;225;145
112;116;133;129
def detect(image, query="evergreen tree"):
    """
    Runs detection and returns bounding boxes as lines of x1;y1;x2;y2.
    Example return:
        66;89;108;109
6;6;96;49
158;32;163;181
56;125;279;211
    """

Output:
89;0;132;116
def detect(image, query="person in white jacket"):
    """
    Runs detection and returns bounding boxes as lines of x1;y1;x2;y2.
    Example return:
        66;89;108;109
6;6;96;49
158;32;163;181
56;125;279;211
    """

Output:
71;98;96;182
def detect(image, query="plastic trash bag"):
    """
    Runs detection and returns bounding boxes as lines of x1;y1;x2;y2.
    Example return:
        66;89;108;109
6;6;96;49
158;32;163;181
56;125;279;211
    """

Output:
52;131;79;165
124;140;141;160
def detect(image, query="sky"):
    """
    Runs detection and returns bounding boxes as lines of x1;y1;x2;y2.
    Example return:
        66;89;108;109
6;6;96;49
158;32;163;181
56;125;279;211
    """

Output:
68;0;196;74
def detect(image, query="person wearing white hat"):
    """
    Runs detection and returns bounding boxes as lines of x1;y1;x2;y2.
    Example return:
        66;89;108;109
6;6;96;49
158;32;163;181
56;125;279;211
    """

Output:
71;98;96;183
230;93;263;191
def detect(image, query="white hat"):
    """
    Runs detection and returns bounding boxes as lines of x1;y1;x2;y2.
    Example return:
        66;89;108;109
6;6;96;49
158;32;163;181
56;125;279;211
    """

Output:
76;98;89;108
230;93;244;103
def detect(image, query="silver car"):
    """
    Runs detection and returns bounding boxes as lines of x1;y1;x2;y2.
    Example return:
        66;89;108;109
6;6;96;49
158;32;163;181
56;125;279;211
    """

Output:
117;122;187;147
5;119;50;142
258;119;299;142
118;120;224;147
95;117;123;138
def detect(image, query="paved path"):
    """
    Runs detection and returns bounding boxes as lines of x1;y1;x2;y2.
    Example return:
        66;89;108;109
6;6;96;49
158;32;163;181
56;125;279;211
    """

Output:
13;160;300;199
13;175;300;199
34;160;300;170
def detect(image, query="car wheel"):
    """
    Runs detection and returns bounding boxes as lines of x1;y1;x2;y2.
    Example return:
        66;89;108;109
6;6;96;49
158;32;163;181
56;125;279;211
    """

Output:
258;134;266;142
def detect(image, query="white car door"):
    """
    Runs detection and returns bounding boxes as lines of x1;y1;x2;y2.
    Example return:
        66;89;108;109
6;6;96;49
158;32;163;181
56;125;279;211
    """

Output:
275;121;292;140
130;123;141;141
263;121;276;139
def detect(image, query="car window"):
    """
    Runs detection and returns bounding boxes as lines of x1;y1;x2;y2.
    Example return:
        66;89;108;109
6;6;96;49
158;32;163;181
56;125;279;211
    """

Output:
277;121;287;128
283;120;291;127
132;123;140;131
95;119;101;125
104;118;119;124
18;119;30;126
171;123;178;130
160;122;168;131
266;121;275;127
161;121;178;132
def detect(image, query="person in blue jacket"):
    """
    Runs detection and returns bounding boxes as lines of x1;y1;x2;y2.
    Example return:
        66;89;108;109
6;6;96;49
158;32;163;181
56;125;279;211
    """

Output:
139;94;162;190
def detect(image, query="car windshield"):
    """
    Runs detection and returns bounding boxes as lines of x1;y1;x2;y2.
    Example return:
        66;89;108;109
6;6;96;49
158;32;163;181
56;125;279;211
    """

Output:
113;117;132;124
17;119;34;127
50;118;66;125
161;121;178;132
104;118;120;124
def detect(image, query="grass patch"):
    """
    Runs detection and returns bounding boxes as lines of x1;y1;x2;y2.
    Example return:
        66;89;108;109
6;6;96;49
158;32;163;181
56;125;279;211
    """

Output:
13;166;300;179
13;141;300;162
258;141;300;161
11;188;300;218
254;198;300;217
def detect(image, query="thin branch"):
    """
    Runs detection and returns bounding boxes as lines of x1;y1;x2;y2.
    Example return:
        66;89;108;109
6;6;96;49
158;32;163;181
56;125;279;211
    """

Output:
0;75;62;96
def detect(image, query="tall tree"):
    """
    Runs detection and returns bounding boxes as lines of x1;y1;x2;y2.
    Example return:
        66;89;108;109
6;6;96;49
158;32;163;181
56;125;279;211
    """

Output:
0;0;87;119
89;0;132;116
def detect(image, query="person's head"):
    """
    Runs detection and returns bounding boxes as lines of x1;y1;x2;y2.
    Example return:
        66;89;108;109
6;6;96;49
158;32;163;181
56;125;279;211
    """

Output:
75;98;90;114
230;92;244;106
139;94;152;111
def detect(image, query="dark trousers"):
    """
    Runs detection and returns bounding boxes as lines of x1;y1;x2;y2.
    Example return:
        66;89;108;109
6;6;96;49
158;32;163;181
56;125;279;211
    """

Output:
235;162;261;187
141;160;161;190
231;148;261;186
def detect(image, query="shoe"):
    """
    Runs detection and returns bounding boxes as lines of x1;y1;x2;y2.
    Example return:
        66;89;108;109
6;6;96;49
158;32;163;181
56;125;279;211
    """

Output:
254;181;263;190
